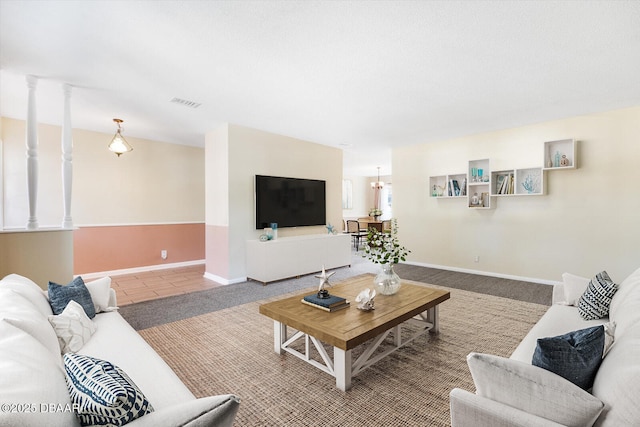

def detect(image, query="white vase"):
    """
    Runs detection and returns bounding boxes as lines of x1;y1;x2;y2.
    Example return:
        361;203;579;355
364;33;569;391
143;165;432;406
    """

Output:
374;264;401;295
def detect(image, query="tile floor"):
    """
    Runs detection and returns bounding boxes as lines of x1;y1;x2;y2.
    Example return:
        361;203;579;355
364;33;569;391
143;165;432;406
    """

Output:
110;264;222;306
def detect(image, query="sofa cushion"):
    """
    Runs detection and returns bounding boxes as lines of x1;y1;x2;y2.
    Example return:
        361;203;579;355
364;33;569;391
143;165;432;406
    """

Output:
532;326;604;390
0;320;79;427
64;353;154;426
49;276;96;319
48;300;97;353
467;352;604;427
578;271;618;320
510;304;607;363
562;272;590;306
591;327;640;426
80;312;196;410
1;273;53;316
0;288;61;358
126;395;240;427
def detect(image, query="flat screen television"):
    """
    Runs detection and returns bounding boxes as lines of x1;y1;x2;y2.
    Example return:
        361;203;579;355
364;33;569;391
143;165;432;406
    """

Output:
255;175;326;229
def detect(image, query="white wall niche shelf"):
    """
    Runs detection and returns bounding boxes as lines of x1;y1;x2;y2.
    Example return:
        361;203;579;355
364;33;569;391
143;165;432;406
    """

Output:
430;174;467;198
543;139;577;170
515;167;544;195
491;167;544;196
468;159;492;209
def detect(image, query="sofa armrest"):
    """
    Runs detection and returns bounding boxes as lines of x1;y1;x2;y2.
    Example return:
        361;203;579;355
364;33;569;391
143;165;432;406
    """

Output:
450;388;564;427
126;395;240;427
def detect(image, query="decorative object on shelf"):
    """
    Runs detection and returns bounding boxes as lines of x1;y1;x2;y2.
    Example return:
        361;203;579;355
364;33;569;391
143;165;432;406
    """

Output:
554;151;561;168
108;118;133;157
355;288;376;311
326;223;337;234
269;222;278;240
521;174;539;194
315;265;335;299
478;168;484;182
481;192;490;207
560;154;570;167
471;167;477;182
259;234;270;242
362;218;410;295
264;227;274;240
471;192;480;206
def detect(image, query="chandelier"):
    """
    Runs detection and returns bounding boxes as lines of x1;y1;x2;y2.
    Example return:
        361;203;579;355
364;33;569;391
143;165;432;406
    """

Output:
108;118;133;157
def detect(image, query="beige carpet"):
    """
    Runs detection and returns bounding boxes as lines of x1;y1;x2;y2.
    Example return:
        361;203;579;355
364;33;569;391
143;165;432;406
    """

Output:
139;277;548;426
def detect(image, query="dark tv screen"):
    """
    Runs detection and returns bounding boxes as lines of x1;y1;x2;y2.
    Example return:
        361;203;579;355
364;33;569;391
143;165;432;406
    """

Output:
255;175;326;229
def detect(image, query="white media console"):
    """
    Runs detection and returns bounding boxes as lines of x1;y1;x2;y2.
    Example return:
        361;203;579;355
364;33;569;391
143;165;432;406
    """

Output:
246;233;351;284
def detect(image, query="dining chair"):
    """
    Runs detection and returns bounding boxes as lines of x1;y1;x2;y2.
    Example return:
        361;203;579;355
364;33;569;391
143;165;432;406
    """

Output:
346;220;366;251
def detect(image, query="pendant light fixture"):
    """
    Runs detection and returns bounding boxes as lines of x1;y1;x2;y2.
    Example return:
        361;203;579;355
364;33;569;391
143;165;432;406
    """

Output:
108;118;133;157
370;166;385;189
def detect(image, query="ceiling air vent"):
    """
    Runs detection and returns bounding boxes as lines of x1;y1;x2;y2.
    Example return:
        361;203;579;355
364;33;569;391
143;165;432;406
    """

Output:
169;97;201;109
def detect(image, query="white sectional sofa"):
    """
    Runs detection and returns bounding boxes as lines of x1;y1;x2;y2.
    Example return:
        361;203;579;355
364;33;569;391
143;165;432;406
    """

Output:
450;267;640;427
0;273;240;427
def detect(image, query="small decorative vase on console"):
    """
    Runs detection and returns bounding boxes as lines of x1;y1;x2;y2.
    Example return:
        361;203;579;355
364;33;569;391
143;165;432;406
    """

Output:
374;264;401;295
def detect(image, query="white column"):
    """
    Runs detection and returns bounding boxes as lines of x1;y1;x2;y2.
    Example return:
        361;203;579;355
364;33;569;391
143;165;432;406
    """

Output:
25;75;39;230
61;84;73;228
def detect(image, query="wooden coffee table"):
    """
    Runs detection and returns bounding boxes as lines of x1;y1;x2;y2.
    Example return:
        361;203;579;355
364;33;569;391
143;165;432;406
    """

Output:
258;274;450;390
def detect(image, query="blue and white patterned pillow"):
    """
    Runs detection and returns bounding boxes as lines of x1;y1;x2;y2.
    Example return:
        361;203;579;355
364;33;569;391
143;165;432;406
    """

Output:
577;271;618;320
63;353;154;426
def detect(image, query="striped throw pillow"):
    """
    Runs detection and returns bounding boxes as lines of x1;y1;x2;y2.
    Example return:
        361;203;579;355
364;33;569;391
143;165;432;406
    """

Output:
578;271;618;320
63;353;153;426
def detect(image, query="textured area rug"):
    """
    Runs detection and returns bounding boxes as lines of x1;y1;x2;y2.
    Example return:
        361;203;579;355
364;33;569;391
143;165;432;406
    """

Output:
139;277;548;426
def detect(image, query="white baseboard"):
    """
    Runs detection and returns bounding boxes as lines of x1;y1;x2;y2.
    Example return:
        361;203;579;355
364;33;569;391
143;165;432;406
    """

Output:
202;272;247;286
402;261;557;286
77;260;206;280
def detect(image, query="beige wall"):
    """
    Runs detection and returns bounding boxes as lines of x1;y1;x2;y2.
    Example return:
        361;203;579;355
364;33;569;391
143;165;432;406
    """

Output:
393;106;640;284
205;123;343;282
1;117;205;276
0;229;73;288
1;118;205;227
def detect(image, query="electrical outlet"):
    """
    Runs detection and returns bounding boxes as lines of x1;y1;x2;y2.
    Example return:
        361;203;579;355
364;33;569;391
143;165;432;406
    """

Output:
474;255;479;263
161;250;167;260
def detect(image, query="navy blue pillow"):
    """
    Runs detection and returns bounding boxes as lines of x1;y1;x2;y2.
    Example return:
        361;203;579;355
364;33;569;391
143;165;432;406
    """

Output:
532;325;604;390
48;276;96;319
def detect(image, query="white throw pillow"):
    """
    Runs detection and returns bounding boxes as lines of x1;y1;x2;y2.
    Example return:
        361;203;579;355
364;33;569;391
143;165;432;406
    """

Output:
48;300;97;353
467;352;604;427
84;276;116;313
562;272;591;306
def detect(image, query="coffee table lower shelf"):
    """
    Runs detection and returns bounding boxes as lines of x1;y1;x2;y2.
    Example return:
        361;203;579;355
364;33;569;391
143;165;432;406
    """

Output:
271;306;440;391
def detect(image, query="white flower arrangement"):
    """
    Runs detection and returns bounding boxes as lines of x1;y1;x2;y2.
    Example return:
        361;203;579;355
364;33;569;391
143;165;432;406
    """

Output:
368;208;382;217
362;218;410;265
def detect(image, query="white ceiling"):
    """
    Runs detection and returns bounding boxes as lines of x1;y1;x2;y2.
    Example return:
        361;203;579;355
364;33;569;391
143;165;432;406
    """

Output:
1;1;640;176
